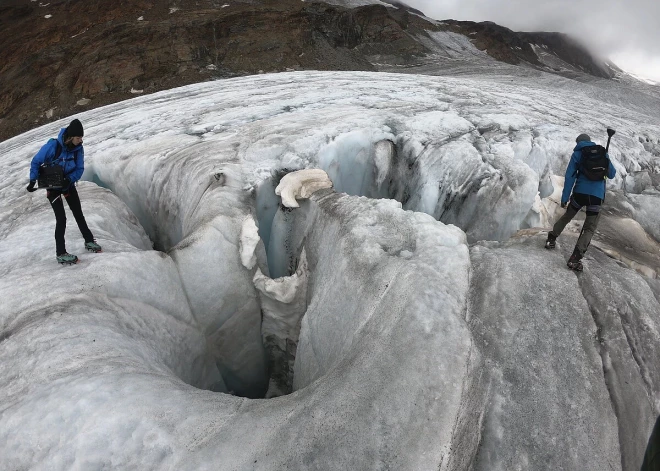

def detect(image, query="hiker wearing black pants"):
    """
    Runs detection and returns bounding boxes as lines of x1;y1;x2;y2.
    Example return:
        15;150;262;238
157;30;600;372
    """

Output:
27;119;102;264
47;185;95;259
545;133;616;271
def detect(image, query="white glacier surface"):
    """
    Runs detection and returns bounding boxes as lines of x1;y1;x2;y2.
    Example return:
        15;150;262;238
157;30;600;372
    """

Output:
0;70;660;470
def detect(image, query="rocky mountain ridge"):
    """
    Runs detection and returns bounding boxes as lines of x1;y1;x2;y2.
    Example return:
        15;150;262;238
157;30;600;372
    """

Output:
0;0;626;142
442;19;618;78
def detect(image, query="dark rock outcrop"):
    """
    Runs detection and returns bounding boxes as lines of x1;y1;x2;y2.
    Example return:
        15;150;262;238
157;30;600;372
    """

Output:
442;20;616;78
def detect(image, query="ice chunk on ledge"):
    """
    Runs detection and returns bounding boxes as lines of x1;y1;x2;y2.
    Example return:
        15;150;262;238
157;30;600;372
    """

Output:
275;169;333;208
239;216;261;270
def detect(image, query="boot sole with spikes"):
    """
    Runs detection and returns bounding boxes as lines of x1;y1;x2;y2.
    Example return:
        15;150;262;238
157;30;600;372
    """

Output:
57;256;79;265
567;260;583;271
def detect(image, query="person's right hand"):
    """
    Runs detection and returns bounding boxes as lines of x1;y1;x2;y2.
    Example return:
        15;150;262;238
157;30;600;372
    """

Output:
26;180;37;192
561;201;567;209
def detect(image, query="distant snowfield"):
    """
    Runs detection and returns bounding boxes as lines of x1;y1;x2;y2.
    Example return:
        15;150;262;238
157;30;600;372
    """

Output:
1;71;660;470
624;71;659;86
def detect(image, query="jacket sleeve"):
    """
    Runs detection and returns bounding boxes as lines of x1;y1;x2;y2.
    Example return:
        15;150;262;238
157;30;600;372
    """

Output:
561;151;580;204
606;153;616;179
68;147;85;183
29;140;56;181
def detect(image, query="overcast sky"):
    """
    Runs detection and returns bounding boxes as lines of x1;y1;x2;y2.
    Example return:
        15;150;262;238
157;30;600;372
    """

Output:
403;0;660;81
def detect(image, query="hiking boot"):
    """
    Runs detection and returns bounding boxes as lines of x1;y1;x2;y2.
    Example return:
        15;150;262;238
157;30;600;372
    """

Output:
56;253;79;265
545;233;557;249
85;240;102;253
567;248;583;272
567;258;583;271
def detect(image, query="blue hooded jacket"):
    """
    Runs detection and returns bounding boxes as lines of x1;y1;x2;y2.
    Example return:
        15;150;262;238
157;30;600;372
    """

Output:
561;140;616;204
29;128;84;191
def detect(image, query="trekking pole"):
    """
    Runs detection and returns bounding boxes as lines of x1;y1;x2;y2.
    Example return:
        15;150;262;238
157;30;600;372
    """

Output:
603;128;616;202
605;127;616;153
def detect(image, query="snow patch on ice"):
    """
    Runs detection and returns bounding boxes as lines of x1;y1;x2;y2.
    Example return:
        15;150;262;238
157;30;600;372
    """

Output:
239;217;261;270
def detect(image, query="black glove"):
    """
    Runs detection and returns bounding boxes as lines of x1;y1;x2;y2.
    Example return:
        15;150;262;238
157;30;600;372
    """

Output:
62;178;71;189
561;201;567;209
26;180;37;192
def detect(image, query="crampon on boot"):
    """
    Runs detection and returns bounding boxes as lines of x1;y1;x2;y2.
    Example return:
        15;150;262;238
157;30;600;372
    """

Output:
567;248;583;272
545;233;557;249
85;240;102;253
56;253;79;265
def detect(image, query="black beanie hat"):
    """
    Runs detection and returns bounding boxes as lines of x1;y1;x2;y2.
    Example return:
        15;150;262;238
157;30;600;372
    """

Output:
67;119;84;137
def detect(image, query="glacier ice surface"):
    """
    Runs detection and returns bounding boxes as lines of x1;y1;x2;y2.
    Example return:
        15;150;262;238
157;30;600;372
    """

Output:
1;70;660;469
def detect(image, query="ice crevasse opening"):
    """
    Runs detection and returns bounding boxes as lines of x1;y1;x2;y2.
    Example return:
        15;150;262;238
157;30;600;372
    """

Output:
3;72;613;401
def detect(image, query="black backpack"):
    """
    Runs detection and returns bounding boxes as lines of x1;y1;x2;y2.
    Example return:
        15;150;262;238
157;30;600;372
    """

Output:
579;145;609;181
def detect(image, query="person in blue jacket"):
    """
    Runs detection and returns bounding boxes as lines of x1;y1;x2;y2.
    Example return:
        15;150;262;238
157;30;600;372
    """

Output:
545;133;616;271
26;119;102;264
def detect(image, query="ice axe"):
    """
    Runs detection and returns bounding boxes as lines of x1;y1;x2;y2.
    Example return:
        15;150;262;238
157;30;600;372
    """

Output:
605;127;616;153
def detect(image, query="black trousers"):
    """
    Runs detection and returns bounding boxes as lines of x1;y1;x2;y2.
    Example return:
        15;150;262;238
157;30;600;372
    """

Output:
47;186;94;255
550;192;603;257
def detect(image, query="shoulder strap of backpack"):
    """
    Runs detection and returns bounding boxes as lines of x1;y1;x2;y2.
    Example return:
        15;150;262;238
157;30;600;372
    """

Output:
46;139;63;165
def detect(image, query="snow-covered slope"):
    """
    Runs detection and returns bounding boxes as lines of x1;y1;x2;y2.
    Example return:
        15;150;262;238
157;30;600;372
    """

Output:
1;70;659;470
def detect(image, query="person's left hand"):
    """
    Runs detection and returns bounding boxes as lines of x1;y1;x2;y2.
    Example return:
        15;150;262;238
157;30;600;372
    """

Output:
26;180;37;192
561;201;567;209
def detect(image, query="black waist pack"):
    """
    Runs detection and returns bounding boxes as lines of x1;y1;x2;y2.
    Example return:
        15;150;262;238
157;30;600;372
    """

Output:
37;164;65;189
37;139;68;189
